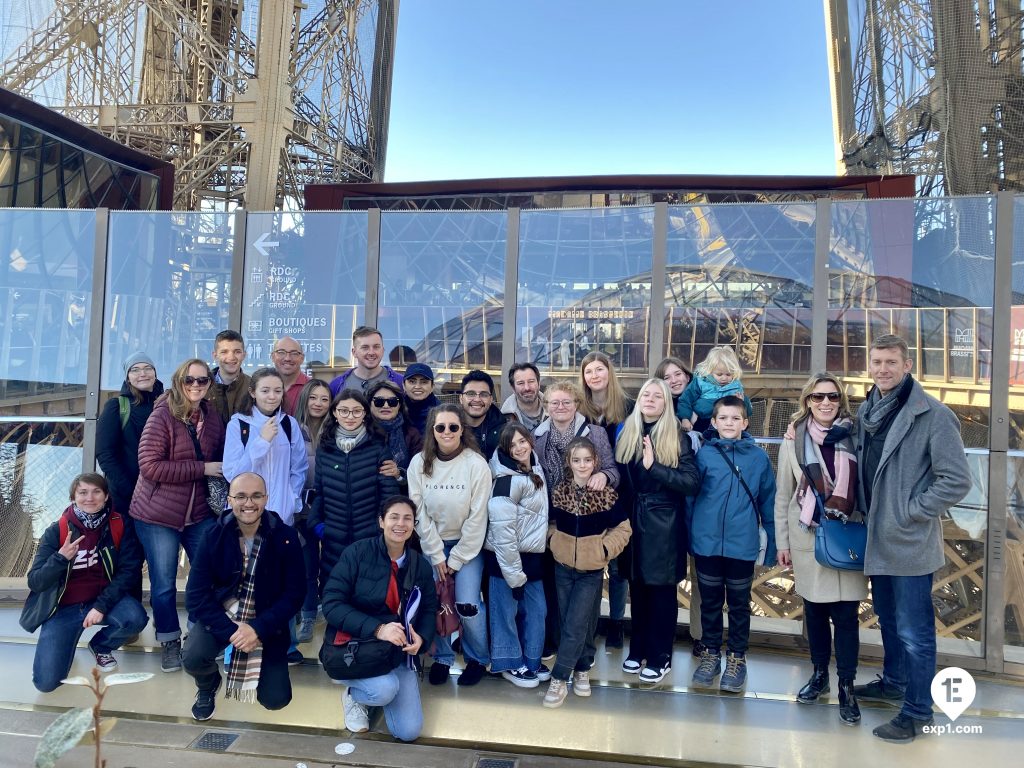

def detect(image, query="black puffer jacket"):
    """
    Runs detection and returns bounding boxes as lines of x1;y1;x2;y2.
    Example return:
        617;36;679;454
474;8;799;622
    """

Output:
322;535;438;652
95;379;165;516
184;510;304;658
309;435;401;581
617;424;701;585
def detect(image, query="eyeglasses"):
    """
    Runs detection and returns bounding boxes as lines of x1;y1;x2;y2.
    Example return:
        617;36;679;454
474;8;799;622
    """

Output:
461;390;491;400
336;407;365;418
547;399;574;408
273;349;303;358
372;397;400;408
183;376;211;387
229;493;267;503
434;423;462;434
808;392;842;403
128;365;155;375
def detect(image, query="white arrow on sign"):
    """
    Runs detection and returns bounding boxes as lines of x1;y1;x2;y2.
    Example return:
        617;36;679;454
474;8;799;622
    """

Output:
253;232;280;257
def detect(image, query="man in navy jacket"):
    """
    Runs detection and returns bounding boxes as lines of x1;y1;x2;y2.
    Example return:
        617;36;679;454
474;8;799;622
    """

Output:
183;472;304;720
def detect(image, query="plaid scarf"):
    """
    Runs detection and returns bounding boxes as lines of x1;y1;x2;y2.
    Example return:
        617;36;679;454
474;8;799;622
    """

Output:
796;417;857;527
225;532;263;703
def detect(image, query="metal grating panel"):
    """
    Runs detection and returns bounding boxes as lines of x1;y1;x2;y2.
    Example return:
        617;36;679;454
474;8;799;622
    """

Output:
476;758;517;768
190;731;239;752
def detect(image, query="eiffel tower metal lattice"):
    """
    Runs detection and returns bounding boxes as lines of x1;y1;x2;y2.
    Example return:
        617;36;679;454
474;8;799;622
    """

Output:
1;0;398;210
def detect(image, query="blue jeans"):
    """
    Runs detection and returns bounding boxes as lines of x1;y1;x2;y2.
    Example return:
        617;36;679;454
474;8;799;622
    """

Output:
607;556;629;621
432;541;488;667
552;564;603;681
134;517;215;641
342;666;423;742
488;576;546;673
871;573;936;721
33;596;149;692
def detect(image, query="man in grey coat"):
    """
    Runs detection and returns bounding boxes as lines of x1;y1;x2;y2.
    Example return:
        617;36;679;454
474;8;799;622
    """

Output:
853;335;971;743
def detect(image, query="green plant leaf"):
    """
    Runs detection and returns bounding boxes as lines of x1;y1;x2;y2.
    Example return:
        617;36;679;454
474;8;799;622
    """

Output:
60;676;92;687
78;717;117;746
34;707;93;768
103;672;153;686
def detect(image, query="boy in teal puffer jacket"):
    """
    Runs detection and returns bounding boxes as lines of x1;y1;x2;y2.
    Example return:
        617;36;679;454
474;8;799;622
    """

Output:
686;396;776;693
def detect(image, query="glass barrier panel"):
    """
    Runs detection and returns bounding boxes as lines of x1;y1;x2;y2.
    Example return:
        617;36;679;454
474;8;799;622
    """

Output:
0;208;95;414
664;203;815;436
1006;452;1024;653
1009;196;1024;450
829;196;994;448
664;202;815;372
242;212;367;375
0;418;84;577
378;211;506;383
707;444;988;652
103;212;235;390
518;207;653;379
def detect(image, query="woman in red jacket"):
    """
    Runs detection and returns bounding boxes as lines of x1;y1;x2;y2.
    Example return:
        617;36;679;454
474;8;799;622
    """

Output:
129;358;225;673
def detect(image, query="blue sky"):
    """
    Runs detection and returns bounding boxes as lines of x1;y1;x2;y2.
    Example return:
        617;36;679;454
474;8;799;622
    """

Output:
385;1;838;182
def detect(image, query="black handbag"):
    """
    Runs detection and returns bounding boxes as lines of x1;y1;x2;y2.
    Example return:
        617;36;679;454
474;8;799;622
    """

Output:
320;636;402;681
801;465;867;571
319;550;420;681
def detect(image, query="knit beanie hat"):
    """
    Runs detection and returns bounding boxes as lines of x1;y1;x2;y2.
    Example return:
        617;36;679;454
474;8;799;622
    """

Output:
123;352;156;375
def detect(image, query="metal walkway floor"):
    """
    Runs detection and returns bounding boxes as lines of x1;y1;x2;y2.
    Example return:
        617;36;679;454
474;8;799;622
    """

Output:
0;608;1021;766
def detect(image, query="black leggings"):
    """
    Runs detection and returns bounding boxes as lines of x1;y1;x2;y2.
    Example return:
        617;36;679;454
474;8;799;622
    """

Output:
694;555;755;655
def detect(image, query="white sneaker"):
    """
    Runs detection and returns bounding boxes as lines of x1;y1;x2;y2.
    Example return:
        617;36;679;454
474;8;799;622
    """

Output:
572;670;591;697
639;661;671;684
543;678;568;708
343;690;369;733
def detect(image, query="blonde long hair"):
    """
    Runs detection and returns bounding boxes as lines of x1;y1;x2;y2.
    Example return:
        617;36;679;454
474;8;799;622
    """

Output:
166;358;212;422
579;351;628;424
614;378;681;468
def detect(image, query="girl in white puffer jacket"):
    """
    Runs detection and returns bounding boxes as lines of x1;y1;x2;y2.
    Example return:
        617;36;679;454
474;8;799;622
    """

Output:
484;423;549;688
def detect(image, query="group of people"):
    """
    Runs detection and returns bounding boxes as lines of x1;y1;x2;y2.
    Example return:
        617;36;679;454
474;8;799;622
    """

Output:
22;327;969;745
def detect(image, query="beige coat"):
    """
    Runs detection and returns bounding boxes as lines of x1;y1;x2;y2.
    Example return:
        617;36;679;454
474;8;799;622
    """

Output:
774;436;868;603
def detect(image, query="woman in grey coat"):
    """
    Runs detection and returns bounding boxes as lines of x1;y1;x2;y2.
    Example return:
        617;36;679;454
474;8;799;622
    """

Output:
776;372;868;725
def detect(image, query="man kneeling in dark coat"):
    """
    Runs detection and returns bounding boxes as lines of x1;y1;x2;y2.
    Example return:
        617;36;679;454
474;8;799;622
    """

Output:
183;471;305;720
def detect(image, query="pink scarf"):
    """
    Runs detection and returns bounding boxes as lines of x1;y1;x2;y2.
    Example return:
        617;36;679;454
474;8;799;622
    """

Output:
797;417;857;528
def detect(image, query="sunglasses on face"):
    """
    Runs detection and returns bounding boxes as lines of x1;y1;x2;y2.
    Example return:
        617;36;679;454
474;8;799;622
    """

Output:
372;396;400;408
434;423;462;434
808;392;841;403
183;376;211;386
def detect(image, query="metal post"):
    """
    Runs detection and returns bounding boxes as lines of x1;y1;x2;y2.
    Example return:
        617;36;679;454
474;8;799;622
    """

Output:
365;208;382;327
984;190;1014;672
228;208;247;333
501;208;521;388
648;202;668;374
82;208;110;472
811;198;831;373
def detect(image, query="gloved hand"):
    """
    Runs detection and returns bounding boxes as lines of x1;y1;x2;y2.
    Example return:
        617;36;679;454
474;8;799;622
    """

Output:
314;522;325;540
511;585;525;601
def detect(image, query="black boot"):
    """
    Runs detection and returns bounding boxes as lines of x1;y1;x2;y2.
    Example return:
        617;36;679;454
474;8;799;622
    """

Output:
606;620;624;649
838;678;861;725
796;665;830;703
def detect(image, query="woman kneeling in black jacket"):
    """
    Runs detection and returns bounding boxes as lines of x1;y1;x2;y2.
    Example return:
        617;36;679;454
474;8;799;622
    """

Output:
322;496;438;741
